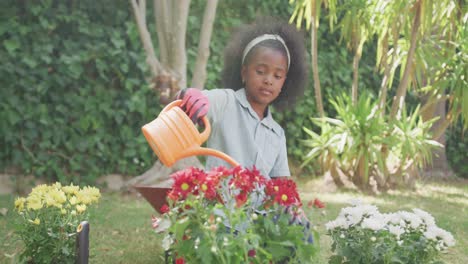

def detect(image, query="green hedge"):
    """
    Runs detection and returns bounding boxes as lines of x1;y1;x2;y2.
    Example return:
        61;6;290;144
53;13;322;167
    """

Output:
0;1;159;184
0;0;298;183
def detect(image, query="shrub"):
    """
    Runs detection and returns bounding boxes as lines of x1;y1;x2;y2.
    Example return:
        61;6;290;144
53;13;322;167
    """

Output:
14;182;101;263
152;166;319;263
326;202;455;264
301;93;442;191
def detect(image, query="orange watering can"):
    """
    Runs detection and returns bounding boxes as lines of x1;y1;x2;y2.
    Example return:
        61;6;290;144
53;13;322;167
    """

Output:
136;100;239;213
141;99;239;167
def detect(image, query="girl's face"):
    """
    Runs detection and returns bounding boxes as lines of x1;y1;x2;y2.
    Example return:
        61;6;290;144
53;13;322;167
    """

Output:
241;46;288;113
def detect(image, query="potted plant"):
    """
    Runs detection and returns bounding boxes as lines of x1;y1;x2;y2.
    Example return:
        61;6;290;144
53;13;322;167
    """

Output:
151;166;319;264
14;182;100;264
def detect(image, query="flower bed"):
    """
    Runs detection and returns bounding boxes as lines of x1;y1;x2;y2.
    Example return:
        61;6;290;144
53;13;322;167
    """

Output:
326;201;455;264
151;166;319;263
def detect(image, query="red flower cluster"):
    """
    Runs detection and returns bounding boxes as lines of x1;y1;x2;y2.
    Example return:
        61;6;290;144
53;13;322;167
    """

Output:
265;178;301;206
167;166;301;208
229;166;267;207
168;167;227;201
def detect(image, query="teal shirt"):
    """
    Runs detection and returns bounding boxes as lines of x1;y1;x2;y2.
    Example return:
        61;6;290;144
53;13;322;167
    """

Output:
202;88;290;178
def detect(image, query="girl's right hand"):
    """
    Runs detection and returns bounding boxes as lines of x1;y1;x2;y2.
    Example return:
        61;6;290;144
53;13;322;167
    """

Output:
175;88;209;124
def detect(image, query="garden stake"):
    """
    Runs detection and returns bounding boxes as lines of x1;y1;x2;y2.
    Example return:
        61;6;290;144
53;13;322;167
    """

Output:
76;221;89;264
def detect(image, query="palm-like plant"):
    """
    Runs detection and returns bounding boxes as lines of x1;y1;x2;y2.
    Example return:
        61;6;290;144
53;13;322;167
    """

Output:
391;106;443;180
302;94;442;191
303;94;389;189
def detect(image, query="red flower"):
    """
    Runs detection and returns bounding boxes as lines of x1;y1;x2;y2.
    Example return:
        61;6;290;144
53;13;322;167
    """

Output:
170;167;204;200
175;257;185;264
197;171;220;200
313;198;325;208
160;204;169;214
229;167;267;195
266;178;301;206
248;249;256;257
235;192;248;207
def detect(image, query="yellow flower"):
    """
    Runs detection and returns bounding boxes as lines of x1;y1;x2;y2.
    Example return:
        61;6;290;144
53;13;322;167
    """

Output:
26;195;43;210
61;208;67;215
44;192;57;207
76;186;101;205
53;189;67;204
15;197;26;212
28;218;40;225
76;204;87;214
31;184;48;196
71;210;77;216
52;182;62;189
70;196;77;205
62;183;79;195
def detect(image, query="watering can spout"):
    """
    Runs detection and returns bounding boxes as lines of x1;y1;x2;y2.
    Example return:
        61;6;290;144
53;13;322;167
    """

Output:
141;100;239;167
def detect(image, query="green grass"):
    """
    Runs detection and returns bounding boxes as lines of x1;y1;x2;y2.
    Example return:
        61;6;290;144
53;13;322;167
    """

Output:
1;178;467;263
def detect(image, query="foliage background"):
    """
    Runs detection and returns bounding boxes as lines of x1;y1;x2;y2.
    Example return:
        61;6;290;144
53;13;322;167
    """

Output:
1;0;465;184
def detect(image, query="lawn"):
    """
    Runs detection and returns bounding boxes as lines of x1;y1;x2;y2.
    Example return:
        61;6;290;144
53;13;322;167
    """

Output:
1;177;467;263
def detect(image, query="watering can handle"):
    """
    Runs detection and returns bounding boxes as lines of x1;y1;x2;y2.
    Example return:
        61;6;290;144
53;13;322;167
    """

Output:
161;100;211;142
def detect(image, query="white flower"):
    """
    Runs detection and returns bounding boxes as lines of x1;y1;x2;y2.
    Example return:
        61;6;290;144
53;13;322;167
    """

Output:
340;205;380;227
371;236;376;242
211;246;217;253
325;218;350;230
387;213;403;225
398;211;422;229
388;225;405;239
412;208;436;227
361;217;386;231
162;235;174;251
424;226;455;247
340;233;345;239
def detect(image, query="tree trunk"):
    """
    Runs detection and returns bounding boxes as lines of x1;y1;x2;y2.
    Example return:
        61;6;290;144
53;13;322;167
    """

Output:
310;1;325;117
127;1;217;190
154;0;170;65
191;0;218;88
390;0;421;120
351;48;361;106
131;0;164;76
171;0;190;89
422;96;454;178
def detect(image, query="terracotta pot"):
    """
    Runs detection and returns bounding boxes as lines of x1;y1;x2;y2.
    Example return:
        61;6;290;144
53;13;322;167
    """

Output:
133;186;171;213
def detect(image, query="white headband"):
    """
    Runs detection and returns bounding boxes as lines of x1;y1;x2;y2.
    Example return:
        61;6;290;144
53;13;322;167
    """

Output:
241;34;291;68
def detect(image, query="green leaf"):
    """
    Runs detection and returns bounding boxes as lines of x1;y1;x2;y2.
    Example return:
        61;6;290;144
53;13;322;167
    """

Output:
3;38;20;54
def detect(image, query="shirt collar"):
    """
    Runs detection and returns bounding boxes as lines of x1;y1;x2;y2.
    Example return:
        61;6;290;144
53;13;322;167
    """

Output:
235;88;282;135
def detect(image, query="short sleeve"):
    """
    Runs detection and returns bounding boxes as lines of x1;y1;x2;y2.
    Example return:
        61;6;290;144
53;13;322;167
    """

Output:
202;89;230;124
269;136;291;177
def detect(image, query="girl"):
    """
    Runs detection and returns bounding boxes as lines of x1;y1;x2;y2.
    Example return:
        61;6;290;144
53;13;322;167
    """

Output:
177;16;308;179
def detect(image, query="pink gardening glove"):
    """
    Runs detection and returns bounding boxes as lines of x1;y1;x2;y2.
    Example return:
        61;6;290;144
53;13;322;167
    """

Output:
176;88;209;124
